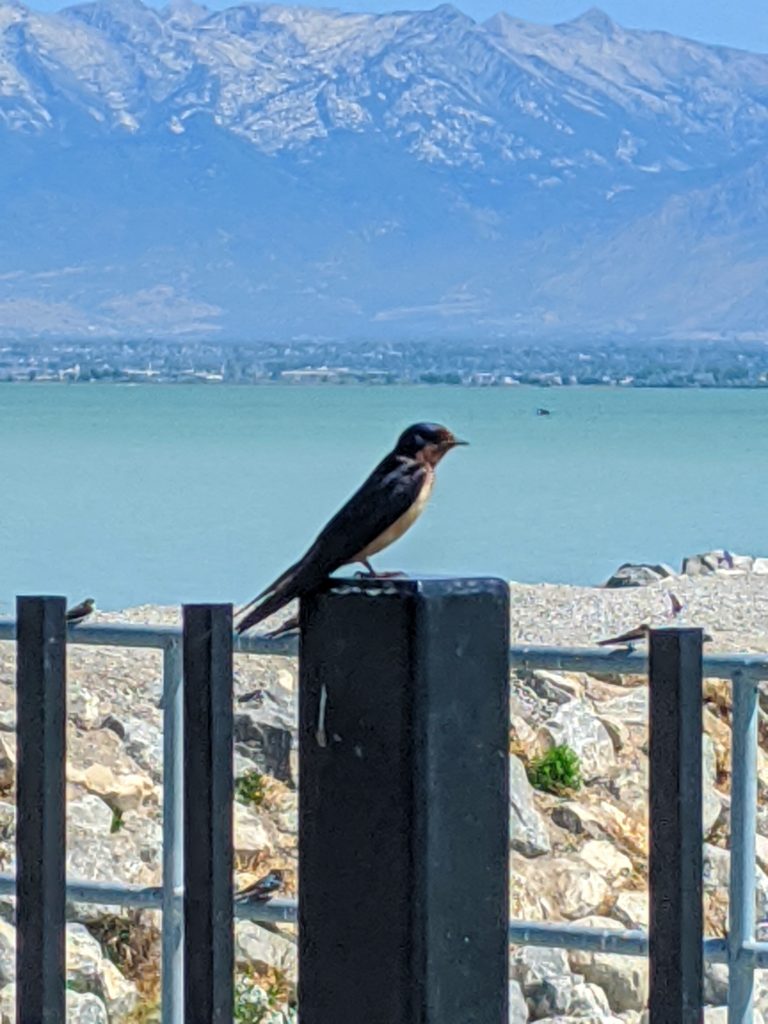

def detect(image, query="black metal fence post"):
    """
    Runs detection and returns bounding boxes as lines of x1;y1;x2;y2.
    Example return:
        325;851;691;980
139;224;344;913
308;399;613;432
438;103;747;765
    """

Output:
182;604;234;1024
299;576;510;1024
648;627;704;1024
16;595;67;1024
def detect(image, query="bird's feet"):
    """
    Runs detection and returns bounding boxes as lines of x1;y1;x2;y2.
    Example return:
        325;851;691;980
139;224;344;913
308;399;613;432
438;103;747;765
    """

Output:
354;558;407;579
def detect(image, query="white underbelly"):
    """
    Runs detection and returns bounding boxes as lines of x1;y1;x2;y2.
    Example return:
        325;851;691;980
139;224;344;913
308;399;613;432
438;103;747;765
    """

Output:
356;472;434;560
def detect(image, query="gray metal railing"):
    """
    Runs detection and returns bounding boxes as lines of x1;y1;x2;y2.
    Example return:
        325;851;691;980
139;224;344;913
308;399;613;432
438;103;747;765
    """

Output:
0;586;765;1023
0;616;299;1024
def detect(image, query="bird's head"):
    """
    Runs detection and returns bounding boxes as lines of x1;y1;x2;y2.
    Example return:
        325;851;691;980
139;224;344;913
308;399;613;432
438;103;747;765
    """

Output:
395;422;468;464
256;869;284;893
83;598;95;610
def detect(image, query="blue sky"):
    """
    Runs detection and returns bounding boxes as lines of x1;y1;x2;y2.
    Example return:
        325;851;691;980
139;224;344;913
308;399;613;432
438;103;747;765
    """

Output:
27;0;767;54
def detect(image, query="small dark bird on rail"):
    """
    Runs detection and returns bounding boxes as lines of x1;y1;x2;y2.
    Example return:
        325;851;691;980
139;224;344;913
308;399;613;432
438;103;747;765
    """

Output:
598;623;651;648
598;622;712;648
234;869;284;903
236;688;265;706
235;422;467;634
66;598;95;625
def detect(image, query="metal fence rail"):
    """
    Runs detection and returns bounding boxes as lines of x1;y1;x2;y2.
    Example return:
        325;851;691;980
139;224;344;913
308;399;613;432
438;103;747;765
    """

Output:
0;616;298;1024
0;582;765;1024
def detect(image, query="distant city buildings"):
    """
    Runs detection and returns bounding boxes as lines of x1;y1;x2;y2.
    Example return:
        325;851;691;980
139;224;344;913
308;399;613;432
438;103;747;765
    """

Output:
0;339;767;388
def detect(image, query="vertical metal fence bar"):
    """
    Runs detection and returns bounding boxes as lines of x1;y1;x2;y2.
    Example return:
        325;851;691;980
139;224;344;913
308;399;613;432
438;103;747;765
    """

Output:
182;605;234;1024
299;577;510;1024
162;640;184;1024
15;595;67;1024
728;670;759;1024
648;628;704;1024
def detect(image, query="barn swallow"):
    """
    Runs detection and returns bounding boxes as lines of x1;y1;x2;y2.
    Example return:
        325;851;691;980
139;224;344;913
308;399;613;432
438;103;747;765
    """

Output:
66;598;95;625
597;623;651;648
236;688;265;706
668;592;683;618
234;869;284;903
598;622;712;648
235;422;467;634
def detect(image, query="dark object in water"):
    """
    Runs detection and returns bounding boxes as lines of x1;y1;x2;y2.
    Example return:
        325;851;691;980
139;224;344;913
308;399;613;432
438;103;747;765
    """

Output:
536;407;552;416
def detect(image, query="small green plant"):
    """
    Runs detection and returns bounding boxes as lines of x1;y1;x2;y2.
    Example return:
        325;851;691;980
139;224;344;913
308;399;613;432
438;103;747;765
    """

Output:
234;974;268;1023
527;744;582;794
262;967;292;1008
234;966;296;1024
110;808;124;833
87;909;162;1000
235;770;266;807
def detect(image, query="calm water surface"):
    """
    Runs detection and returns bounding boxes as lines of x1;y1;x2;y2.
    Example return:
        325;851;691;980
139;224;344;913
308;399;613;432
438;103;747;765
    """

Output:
0;383;765;611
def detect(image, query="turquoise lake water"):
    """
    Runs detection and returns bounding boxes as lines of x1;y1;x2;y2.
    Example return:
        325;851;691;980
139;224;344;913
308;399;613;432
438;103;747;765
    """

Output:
0;383;765;611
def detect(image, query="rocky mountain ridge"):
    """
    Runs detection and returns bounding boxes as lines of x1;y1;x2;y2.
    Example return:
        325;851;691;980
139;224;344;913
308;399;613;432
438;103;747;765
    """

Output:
1;1;767;338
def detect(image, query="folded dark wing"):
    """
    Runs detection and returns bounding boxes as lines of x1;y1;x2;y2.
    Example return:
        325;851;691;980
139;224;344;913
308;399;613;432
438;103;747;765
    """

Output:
235;454;426;633
311;453;427;568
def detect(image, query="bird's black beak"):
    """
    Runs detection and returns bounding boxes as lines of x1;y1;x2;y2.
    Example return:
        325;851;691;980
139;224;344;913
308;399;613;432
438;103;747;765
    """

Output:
452;438;469;446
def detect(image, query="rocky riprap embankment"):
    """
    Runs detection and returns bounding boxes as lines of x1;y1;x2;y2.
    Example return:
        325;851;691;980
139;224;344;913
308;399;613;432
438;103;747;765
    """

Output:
0;566;766;1022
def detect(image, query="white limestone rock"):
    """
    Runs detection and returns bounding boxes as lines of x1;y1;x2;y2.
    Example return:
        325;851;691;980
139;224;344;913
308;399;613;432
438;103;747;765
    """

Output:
537;701;615;781
68;793;115;835
510;754;551;857
0;984;110;1024
66;923;139;1019
526;671;586;705
0;921;15;985
577;841;633;886
612;892;647;929
567;916;648;1012
545;861;612;920
509;979;530;1023
234;803;274;861
510;946;572;998
235;921;298;991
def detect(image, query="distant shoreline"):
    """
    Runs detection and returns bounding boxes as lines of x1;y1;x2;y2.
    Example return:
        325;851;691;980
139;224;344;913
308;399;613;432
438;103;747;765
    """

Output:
3;378;768;391
3;337;768;389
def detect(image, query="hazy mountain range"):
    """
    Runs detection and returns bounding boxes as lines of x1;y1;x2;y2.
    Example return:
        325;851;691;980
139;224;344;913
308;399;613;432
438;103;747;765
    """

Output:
1;0;767;340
